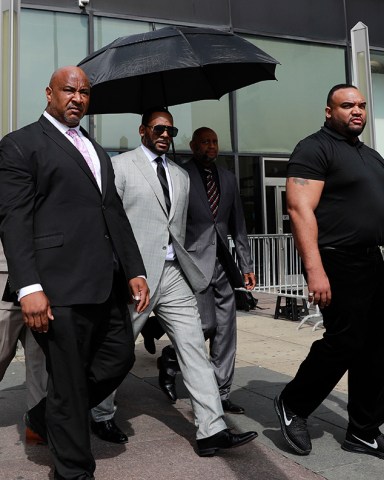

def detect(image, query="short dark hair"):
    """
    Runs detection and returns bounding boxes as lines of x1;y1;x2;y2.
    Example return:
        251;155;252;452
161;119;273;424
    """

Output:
191;127;214;142
141;106;171;126
326;83;357;107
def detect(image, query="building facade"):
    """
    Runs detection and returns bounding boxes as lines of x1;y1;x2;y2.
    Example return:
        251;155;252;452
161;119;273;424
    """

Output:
1;0;384;233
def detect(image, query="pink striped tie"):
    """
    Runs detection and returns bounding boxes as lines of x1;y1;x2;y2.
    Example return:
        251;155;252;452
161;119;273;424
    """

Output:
67;129;96;178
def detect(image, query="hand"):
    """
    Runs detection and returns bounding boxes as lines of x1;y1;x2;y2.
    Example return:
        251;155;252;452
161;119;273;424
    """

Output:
306;269;331;308
20;291;54;333
244;272;256;290
128;277;150;313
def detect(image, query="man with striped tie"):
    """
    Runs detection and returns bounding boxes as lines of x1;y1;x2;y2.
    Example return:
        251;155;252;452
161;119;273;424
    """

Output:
157;127;256;414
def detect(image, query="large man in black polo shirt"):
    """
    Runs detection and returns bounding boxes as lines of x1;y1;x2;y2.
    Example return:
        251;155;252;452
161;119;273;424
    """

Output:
274;84;384;459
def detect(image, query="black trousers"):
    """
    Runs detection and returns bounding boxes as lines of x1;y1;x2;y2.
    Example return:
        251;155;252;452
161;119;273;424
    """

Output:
33;274;135;480
282;247;384;437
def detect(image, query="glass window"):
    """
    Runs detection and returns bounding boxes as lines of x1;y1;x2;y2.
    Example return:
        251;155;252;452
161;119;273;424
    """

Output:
93;98;231;153
264;159;288;178
94;17;150;51
236;37;346;154
19;9;88;128
238;155;263;234
177;154;234;173
371;51;384;157
92;18;151;150
171;99;231;153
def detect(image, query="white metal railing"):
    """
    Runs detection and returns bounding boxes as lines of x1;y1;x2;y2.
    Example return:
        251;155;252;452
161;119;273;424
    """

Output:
229;234;306;295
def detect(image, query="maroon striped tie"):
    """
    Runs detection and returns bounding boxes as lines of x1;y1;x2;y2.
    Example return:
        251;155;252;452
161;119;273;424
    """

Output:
205;168;219;218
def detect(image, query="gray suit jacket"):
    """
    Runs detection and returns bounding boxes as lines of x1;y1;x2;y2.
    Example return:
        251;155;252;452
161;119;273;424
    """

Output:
112;147;208;294
183;159;253;286
0;244;7;273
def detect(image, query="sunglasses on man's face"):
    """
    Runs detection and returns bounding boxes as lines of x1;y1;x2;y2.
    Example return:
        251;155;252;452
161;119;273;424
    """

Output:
144;124;178;138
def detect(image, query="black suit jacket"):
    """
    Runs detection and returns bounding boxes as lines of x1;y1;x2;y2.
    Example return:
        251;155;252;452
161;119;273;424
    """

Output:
0;115;145;306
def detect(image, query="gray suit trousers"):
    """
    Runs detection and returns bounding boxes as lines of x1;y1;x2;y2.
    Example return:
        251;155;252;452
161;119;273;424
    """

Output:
196;260;237;400
92;261;227;439
0;273;48;410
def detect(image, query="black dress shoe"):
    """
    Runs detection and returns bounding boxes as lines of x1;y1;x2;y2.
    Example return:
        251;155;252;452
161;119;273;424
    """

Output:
197;428;258;457
91;419;128;444
157;346;180;403
140;315;166;354
157;356;177;403
144;336;156;355
24;412;47;444
24;397;47;443
221;399;245;414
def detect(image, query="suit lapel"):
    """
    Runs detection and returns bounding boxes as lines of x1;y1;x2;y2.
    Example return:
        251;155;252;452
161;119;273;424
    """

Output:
85;134;109;199
167;160;180;219
39;116;100;193
215;166;227;218
132;148;168;215
186;161;212;216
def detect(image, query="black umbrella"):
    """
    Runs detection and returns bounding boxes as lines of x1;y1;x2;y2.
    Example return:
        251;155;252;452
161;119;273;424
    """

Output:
78;26;279;115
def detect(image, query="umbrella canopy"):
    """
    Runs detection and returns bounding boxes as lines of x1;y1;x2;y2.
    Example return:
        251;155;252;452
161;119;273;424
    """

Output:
77;26;279;115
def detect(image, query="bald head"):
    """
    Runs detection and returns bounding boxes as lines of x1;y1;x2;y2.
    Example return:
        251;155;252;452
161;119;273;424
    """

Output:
190;127;219;167
45;66;90;127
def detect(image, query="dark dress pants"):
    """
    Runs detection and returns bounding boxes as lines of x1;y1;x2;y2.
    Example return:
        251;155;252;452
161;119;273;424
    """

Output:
281;247;384;437
33;274;135;480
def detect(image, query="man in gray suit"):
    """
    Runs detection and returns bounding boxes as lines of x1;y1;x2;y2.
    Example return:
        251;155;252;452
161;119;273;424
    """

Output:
157;127;256;413
91;107;257;456
0;244;48;414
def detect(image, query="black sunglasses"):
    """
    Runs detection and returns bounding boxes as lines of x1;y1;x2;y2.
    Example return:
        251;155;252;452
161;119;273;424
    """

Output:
144;124;178;138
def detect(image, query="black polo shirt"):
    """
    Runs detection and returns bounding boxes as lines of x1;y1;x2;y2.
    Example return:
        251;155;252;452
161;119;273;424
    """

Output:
287;125;384;247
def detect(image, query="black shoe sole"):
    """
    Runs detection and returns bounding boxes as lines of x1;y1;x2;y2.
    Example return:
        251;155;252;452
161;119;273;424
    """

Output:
342;439;384;459
198;447;219;457
91;433;129;444
222;407;245;415
274;396;311;456
197;432;258;457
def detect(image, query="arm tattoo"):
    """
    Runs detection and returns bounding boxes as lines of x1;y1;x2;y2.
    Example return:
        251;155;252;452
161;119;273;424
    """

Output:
292;177;309;186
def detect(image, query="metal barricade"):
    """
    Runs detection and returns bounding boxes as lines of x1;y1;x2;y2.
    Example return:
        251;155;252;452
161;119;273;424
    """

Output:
229;234;306;295
229;234;320;322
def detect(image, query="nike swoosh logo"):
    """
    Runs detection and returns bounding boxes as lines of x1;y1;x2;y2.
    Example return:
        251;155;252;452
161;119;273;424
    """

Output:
352;434;378;449
282;401;292;426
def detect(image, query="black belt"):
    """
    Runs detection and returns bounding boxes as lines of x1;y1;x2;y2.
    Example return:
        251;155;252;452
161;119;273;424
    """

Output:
320;245;379;255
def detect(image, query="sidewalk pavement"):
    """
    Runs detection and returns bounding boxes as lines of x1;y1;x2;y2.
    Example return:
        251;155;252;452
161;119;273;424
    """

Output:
1;292;383;480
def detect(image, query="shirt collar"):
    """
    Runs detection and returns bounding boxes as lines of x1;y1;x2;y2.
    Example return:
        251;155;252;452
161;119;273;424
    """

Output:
140;144;166;164
321;123;363;147
193;157;217;174
43;111;81;135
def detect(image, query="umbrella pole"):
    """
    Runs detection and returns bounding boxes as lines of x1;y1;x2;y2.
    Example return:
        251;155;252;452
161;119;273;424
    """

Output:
171;138;176;162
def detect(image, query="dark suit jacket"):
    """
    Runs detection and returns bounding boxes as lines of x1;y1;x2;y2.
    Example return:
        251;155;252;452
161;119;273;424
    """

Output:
0;115;145;306
183;159;253;288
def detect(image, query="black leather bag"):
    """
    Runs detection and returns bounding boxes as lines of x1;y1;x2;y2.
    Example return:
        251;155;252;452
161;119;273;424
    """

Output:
235;290;258;311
